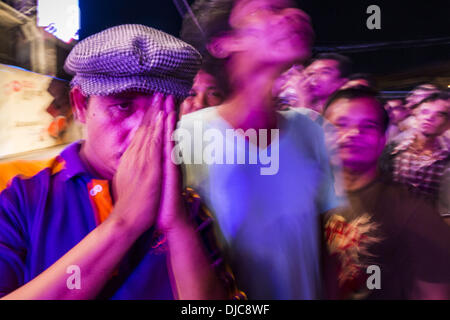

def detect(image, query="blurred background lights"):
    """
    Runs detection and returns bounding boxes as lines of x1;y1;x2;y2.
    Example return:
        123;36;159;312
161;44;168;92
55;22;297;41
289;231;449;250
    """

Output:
37;0;79;43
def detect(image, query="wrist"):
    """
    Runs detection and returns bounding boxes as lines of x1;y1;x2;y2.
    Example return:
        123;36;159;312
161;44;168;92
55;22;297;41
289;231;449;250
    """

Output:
106;206;152;240
161;208;194;238
164;219;199;252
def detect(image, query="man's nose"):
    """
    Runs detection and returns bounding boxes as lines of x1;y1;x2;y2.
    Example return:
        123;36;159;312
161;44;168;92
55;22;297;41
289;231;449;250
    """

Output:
308;74;318;85
126;124;140;147
278;7;311;23
278;8;313;36
422;113;435;123
341;127;361;140
193;93;207;109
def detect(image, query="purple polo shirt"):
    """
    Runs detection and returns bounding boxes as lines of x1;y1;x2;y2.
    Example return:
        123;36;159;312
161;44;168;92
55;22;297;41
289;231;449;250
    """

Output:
0;142;174;299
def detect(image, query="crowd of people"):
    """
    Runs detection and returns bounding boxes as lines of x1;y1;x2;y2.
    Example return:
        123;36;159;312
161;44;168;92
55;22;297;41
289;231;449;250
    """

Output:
0;0;448;300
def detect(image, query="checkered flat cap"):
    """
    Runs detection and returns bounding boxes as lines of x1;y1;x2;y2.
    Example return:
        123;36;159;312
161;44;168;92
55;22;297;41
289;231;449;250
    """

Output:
64;24;202;99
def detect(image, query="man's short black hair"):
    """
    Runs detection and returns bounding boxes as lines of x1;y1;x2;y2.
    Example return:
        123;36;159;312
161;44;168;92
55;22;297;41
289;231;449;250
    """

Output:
347;73;376;88
411;83;440;92
323;87;390;132
307;53;353;78
180;0;234;96
180;0;233;54
416;91;449;107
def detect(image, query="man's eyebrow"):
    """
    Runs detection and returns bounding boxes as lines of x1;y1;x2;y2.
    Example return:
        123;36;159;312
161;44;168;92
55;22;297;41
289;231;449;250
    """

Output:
102;97;130;104
103;94;138;102
361;119;382;126
334;116;349;122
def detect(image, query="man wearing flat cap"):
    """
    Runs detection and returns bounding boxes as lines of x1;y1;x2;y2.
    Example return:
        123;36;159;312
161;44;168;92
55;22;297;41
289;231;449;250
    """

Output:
0;24;238;299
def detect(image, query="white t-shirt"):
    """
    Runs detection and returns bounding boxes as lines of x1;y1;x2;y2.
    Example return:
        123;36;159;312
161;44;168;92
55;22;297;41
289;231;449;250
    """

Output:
177;107;338;299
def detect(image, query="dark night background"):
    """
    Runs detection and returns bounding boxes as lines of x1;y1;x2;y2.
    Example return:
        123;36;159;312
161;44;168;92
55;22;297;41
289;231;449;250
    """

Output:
78;0;450;90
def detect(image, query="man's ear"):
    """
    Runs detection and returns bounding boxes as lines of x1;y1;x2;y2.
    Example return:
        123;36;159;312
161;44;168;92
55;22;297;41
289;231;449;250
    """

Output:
207;32;242;59
70;86;89;123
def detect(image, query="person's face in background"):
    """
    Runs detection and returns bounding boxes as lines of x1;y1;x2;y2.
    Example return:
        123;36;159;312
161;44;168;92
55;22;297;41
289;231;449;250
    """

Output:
228;0;314;67
386;99;409;124
416;99;449;138
323;97;387;172
179;70;225;116
304;59;347;100
273;64;304;103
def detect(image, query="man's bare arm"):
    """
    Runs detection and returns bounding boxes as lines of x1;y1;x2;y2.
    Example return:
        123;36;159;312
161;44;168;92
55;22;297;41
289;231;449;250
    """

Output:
2;213;147;300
